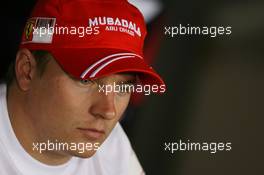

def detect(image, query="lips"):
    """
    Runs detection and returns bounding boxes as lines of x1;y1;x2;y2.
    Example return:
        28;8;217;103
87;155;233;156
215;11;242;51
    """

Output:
77;128;105;140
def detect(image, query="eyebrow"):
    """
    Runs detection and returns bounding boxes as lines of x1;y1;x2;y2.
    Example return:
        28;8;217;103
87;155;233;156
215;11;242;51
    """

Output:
115;75;137;85
117;79;136;85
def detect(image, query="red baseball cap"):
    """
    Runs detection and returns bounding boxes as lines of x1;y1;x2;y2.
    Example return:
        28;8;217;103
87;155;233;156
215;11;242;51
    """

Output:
20;0;165;92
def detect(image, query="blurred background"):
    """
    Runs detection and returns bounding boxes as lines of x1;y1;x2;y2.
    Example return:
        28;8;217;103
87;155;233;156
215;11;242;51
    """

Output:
1;0;263;175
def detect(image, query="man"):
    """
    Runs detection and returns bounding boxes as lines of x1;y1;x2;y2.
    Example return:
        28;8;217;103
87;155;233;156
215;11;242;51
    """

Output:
0;0;165;174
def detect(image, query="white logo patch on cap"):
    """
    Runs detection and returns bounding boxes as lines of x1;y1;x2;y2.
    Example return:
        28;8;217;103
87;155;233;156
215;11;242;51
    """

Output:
88;17;141;37
22;17;56;44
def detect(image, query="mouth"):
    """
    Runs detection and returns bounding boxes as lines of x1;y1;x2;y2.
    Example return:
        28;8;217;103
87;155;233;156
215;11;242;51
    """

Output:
77;128;105;140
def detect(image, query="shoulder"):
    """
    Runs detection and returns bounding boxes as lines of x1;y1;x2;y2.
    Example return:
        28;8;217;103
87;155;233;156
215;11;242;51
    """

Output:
0;141;20;175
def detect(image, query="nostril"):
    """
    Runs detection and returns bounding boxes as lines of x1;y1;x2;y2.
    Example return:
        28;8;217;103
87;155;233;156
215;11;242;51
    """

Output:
104;110;116;119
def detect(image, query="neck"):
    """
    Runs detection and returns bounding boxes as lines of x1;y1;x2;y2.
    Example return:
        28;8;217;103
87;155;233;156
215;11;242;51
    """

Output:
6;84;71;166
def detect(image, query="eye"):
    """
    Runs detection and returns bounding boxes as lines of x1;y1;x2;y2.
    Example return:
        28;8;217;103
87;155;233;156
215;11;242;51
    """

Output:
80;79;93;85
116;84;132;96
116;90;131;97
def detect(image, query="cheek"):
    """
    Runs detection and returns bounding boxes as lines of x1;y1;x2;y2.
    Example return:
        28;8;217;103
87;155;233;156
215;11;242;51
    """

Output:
115;95;131;118
29;77;90;139
44;79;88;123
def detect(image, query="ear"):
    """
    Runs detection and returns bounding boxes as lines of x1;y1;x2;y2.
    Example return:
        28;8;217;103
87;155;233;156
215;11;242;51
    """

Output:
15;48;37;91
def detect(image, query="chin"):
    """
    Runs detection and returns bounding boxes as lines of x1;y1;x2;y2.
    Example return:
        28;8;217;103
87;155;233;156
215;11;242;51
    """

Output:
72;150;97;159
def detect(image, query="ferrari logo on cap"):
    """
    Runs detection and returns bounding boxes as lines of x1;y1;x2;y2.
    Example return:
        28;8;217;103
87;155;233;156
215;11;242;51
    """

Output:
24;18;36;41
21;17;56;44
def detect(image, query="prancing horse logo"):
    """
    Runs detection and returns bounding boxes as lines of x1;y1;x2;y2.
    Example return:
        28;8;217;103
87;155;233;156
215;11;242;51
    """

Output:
24;19;36;41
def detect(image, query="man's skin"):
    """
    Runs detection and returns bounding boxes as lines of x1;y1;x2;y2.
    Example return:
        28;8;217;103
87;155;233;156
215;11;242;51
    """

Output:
6;48;135;165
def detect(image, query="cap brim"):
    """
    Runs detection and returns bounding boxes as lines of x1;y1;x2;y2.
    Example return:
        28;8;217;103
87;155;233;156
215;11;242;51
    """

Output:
50;48;165;88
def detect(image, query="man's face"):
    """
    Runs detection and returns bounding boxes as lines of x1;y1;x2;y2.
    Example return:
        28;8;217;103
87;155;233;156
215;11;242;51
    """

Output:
26;57;134;158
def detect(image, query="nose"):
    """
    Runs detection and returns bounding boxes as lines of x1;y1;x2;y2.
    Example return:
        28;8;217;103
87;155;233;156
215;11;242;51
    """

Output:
89;91;116;120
